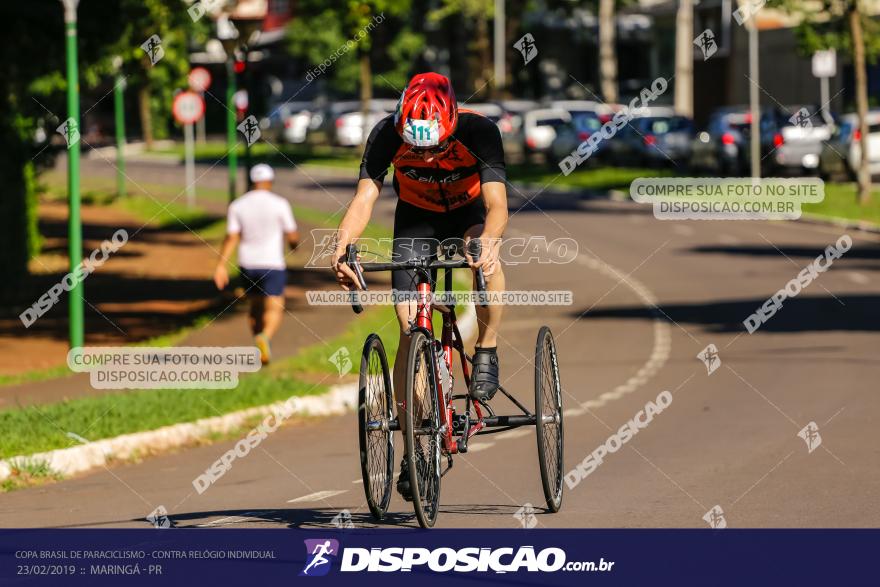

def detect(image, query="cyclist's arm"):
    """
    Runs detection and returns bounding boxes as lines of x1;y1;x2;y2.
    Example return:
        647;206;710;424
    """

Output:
473;181;507;275
333;117;398;288
334;178;381;258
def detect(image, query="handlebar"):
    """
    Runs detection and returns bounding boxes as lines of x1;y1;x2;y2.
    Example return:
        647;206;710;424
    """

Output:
341;242;489;313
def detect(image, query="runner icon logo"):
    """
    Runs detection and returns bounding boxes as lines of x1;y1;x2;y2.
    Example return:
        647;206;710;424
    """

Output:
697;344;721;375
702;505;727;529
301;539;340;576
798;422;822;453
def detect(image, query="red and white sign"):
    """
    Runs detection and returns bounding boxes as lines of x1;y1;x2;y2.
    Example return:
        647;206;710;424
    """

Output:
173;91;206;125
188;67;212;93
233;89;249;112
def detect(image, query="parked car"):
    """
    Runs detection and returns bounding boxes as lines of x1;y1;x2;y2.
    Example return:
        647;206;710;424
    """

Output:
334;107;391;147
689;107;780;176
766;107;833;175
550;110;608;165
609;115;695;167
261;100;313;144
497;100;539;163
819;110;880;180
522;108;571;155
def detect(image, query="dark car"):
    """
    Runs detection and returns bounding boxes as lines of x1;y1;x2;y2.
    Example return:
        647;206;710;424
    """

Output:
689;107;781;176
610;115;695;167
549;111;609;166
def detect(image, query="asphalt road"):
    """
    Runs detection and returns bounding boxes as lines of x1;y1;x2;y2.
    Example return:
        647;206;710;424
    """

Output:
2;156;879;529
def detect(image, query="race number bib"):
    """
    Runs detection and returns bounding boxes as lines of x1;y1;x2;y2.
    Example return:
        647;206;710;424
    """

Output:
405;118;442;147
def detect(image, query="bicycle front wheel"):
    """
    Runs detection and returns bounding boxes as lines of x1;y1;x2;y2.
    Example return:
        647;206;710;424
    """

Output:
403;330;442;528
358;334;394;520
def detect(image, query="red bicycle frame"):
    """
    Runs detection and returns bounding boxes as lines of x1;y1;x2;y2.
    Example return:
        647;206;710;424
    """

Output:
414;281;485;454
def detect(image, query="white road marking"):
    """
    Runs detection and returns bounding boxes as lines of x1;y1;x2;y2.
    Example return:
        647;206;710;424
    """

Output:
287;489;348;503
197;511;273;527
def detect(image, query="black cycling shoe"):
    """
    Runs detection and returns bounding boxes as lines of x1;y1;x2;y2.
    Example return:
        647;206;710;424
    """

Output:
469;347;499;402
397;447;428;502
396;459;413;502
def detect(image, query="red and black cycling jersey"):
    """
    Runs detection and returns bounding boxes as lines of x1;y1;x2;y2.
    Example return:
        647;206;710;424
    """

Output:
359;110;506;212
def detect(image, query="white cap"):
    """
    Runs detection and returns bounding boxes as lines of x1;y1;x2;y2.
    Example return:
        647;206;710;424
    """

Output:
250;163;274;184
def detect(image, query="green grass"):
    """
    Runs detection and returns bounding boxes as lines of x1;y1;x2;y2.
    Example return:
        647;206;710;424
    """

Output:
507;165;675;191
148;141;362;171
802;183;880;226
1;458;62;491
0;371;326;460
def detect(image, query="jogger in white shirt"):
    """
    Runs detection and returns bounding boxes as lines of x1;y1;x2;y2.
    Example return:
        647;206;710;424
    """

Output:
214;164;300;364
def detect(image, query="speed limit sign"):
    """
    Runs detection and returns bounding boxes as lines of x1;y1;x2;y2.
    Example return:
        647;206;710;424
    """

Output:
173;91;205;125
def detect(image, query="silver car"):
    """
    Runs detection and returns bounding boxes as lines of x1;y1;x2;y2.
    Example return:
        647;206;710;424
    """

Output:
819;111;880;180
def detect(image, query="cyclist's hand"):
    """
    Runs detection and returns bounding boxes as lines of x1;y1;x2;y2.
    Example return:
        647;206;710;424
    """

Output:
332;253;363;291
213;265;229;290
466;237;501;276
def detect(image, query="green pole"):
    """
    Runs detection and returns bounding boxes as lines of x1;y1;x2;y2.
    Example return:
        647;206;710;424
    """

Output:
114;72;126;198
226;58;238;203
62;0;84;349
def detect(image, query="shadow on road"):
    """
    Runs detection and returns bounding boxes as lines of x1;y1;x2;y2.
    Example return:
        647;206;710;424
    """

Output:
571;294;880;333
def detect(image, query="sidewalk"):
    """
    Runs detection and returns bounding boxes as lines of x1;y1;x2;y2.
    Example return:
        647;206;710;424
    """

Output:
0;189;357;410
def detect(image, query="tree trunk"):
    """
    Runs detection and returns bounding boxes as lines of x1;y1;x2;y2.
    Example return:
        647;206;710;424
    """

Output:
849;3;871;205
138;85;153;150
503;0;526;98
359;49;373;149
474;12;492;99
599;0;618;103
675;0;694;117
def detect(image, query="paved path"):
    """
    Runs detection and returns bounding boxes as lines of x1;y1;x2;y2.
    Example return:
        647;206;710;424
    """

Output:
2;155;878;529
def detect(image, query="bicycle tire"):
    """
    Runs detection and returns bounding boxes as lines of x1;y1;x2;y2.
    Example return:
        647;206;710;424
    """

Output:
535;326;564;512
403;330;442;528
358;334;394;520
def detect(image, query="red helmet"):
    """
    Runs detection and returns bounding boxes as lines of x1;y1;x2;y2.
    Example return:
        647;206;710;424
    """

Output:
395;72;458;147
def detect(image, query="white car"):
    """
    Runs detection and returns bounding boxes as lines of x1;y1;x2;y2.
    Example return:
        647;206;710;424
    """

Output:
819;111;880;179
334;106;393;147
522;108;571;153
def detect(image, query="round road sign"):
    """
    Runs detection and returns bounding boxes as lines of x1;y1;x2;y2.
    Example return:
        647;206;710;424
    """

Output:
173;91;205;125
188;67;212;92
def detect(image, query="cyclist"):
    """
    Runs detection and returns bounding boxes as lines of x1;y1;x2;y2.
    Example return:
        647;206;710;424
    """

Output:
331;72;508;499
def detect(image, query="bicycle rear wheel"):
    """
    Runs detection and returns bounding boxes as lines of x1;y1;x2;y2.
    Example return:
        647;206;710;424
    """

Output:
403;330;442;528
358;334;394;520
535;326;564;512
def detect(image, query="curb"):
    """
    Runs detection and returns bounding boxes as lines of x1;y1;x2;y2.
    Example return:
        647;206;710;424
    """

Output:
0;384;356;482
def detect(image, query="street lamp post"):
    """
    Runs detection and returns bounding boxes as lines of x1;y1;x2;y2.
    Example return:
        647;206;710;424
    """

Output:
112;56;126;198
218;16;239;203
60;0;84;349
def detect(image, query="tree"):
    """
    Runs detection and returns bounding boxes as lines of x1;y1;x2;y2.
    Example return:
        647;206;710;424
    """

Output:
0;2;202;299
598;0;618;103
430;0;494;99
769;0;880;204
288;0;422;145
674;0;694;117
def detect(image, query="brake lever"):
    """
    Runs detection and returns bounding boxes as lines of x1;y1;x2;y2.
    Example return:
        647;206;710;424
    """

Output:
345;244;367;314
466;239;488;309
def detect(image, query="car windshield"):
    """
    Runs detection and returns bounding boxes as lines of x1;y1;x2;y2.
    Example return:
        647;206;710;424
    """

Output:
572;113;602;132
535;118;568;127
638;117;691;134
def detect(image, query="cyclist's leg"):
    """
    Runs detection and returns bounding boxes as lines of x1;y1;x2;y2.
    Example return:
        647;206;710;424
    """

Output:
463;223;505;348
391;202;439;413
